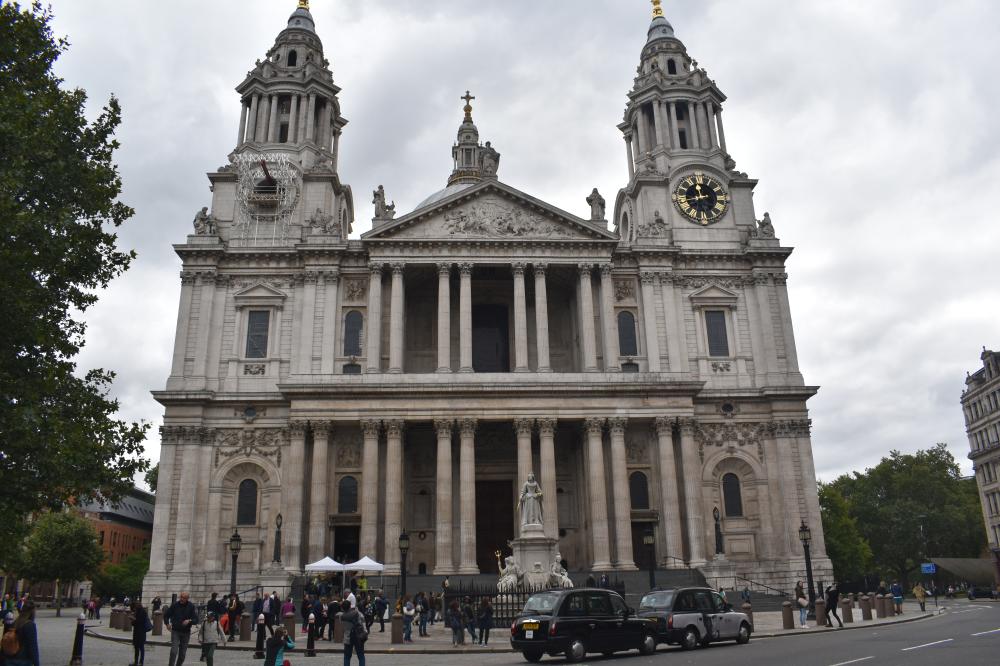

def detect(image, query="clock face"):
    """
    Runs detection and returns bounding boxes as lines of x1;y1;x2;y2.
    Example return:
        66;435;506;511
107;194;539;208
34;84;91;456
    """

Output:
672;173;729;225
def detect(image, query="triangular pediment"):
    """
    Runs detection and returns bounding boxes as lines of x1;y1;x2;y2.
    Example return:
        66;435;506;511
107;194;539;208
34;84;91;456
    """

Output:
233;283;288;299
689;283;739;306
363;181;618;242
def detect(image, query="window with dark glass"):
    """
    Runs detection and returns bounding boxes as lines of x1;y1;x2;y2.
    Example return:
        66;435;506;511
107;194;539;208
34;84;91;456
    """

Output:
343;311;363;356
287;50;298;67
245;311;270;358
338;476;358;514
237;479;258;525
723;473;743;517
705;311;729;357
629;471;650;510
618;311;638;357
667;59;678;75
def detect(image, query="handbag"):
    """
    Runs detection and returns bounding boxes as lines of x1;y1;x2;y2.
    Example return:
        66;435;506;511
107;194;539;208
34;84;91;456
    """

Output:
144;615;153;632
797;597;808;608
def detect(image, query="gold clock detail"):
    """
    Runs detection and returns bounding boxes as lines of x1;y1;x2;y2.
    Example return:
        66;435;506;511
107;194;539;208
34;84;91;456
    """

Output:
672;173;729;225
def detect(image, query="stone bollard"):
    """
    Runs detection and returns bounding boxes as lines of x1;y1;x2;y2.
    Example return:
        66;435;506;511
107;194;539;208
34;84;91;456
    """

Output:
875;594;885;618
781;601;795;630
284;612;296;640
333;613;344;643
390;611;403;645
152;610;163;636
860;595;872;621
815;599;827;626
741;602;753;628
111;608;122;630
886;597;895;617
841;598;853;624
240;612;252;641
122;608;132;632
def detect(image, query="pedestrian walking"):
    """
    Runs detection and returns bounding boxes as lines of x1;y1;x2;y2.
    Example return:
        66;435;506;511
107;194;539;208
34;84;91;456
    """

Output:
477;598;493;646
461;596;477;643
197;613;227;666
373;593;387;633
402;597;415;643
340;599;366;666
890;581;904;614
129;600;150;666
262;626;294;666
447;600;463;647
794;581;808;628
912;582;927;612
824;584;843;628
416;593;429;636
3;601;39;666
226;594;244;641
164;592;199;666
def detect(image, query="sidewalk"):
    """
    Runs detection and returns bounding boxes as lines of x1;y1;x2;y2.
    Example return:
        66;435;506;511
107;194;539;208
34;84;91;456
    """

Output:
85;600;939;653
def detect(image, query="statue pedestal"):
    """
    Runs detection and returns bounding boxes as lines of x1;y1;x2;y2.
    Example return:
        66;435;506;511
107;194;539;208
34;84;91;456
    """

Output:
511;524;557;588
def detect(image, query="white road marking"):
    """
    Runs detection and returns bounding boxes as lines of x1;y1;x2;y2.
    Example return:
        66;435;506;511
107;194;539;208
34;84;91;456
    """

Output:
828;657;874;666
971;628;1000;636
901;638;953;651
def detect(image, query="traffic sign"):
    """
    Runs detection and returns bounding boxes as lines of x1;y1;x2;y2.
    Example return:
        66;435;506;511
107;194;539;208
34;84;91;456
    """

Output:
921;563;936;574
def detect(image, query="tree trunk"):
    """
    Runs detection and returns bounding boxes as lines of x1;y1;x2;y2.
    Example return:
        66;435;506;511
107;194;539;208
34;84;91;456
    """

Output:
55;578;62;617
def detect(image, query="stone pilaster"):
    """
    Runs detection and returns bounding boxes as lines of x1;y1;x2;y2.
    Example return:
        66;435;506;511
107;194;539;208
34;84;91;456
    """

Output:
319;271;340;375
388;263;405;373
297;272;318;375
192;271;217;387
578;265;599;372
365;264;382;373
283;422;308;571
173;427;209;574
459;263;473;373
585;418;613;570
654;417;684;565
599;264;620;371
308;421;332;563
678;417;706;566
383;419;404;574
533;264;552;372
512;263;529;372
608;418;636;569
436;263;451;373
433;419;454;574
168;272;197;382
639;272;661;372
359;420;381;560
148;427;179;574
458;418;479;573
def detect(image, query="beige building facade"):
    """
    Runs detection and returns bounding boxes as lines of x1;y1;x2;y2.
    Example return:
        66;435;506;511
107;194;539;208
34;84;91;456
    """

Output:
144;2;832;598
962;349;1000;584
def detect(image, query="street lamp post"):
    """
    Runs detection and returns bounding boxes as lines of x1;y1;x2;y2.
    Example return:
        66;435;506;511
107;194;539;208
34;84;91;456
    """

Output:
229;529;243;597
643;526;656;590
399;531;410;598
798;521;816;620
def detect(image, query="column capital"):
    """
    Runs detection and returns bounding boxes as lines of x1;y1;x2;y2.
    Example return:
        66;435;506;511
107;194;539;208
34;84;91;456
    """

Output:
391;263;405;276
458;262;474;277
385;419;405;438
658;272;677;286
654;416;674;436
608;417;628;435
578;263;593;278
537;418;557;437
360;419;381;438
459;418;478;437
599;263;614;277
312;420;333;438
640;271;657;285
513;418;534;437
289;421;309;438
434;418;453;438
368;262;383;276
584;417;605;436
511;262;527;277
677;417;698;436
437;262;452;277
533;263;548;277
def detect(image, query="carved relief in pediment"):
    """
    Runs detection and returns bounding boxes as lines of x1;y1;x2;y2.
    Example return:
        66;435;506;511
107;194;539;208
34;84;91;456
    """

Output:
389;195;585;240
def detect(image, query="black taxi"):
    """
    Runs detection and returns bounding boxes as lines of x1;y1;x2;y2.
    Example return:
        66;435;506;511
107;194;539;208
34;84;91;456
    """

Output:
510;588;657;662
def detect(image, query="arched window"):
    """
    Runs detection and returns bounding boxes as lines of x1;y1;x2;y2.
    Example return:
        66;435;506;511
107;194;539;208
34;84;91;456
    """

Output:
629;471;650;510
723;473;743;517
236;479;258;525
618;311;638;357
667;59;677;75
338;476;358;514
343;311;363;356
287;50;298;67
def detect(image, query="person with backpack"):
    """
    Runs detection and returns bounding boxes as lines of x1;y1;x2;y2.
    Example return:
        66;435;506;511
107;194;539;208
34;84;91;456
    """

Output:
340;599;366;666
262;626;294;666
129;600;151;666
2;601;38;666
401;596;415;643
372;593;387;633
197;612;227;666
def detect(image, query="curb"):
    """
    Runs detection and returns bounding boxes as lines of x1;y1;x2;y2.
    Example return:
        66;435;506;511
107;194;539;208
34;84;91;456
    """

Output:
750;609;940;640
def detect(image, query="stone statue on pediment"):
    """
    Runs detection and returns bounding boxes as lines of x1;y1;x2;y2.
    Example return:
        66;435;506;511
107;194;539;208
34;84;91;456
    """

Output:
373;185;396;220
756;212;776;239
481;141;500;177
193;206;218;235
308;207;336;235
587;188;606;221
518;473;544;527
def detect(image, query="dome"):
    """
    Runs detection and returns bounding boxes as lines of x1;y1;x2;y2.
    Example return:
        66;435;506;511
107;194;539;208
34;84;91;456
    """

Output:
287;7;316;33
646;16;674;43
413;183;474;212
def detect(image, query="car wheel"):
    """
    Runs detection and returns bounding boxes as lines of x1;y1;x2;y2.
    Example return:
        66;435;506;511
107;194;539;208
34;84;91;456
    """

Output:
639;633;656;655
736;623;751;645
522;650;544;663
565;637;587;663
681;627;699;651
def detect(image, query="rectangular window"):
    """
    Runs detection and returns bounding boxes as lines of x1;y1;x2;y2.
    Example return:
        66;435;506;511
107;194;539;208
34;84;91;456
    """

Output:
99;531;105;545
705;311;729;357
678;129;688;149
245;311;270;358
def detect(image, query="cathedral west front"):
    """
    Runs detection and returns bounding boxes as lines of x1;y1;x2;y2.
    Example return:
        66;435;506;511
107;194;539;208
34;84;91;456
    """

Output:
144;1;833;598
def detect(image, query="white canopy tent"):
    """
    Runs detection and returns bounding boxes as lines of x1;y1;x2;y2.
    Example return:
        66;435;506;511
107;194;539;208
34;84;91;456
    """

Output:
304;556;346;572
343;556;384;572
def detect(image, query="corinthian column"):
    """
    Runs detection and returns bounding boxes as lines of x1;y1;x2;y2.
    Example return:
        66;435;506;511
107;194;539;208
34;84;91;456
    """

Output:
599;264;620;371
533;264;551;372
654;417;684;565
578;265;599;372
458;418;479;573
678;418;706;566
437;263;452;373
608;418;636;569
585;418;613;570
388;263;405;373
512;263;529;372
283;422;308;571
514;418;534;486
359;420;380;559
459;264;473;373
537;418;558;539
383;419;404;574
365;264;382;372
433;419;454;574
308;421;331;562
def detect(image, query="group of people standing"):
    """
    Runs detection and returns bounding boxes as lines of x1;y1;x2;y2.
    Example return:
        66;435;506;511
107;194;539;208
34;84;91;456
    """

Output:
443;596;494;647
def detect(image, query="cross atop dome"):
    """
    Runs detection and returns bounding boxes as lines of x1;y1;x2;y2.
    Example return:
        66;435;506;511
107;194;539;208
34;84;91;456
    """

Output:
461;91;476;122
651;0;664;18
297;0;309;9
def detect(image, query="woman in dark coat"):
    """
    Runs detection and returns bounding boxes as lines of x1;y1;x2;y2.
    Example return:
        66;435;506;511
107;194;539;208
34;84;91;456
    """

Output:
6;601;39;666
130;601;149;666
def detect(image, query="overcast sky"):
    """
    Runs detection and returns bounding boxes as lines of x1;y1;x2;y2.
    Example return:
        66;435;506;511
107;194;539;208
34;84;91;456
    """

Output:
44;0;1000;484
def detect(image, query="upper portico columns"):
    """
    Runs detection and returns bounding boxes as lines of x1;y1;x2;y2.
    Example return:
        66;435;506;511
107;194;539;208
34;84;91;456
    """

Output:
366;263;383;373
578;265;599;372
388;263;405;373
437;263;452;373
599;264;620;372
534;264;552;372
459;263;474;373
512;263;530;372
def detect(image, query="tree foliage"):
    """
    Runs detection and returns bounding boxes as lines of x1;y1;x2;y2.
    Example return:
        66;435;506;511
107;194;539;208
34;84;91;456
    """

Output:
0;2;149;546
828;444;986;587
819;483;873;582
145;463;159;493
92;546;150;600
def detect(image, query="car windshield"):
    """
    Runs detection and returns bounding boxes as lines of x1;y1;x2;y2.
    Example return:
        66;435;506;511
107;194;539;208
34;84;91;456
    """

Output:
639;591;675;610
522;592;560;616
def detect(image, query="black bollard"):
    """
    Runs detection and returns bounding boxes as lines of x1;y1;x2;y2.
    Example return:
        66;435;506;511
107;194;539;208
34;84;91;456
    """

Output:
305;613;316;657
70;613;85;666
254;613;266;659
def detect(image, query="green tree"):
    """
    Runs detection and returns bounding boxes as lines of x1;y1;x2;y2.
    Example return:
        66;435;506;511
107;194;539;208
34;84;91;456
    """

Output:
819;483;873;582
92;546;150;601
14;512;104;616
145;463;159;493
829;444;986;588
0;1;149;549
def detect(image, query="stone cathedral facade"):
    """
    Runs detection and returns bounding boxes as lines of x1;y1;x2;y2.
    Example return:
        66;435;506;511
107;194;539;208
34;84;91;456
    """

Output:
144;1;832;598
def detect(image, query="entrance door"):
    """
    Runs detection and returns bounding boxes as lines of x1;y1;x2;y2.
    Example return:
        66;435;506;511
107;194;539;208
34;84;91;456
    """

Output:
631;522;655;570
333;526;360;563
472;304;510;372
476;480;515;573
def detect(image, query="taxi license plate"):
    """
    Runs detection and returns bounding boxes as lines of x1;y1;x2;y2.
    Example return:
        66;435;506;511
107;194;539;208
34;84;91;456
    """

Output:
523;622;539;630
